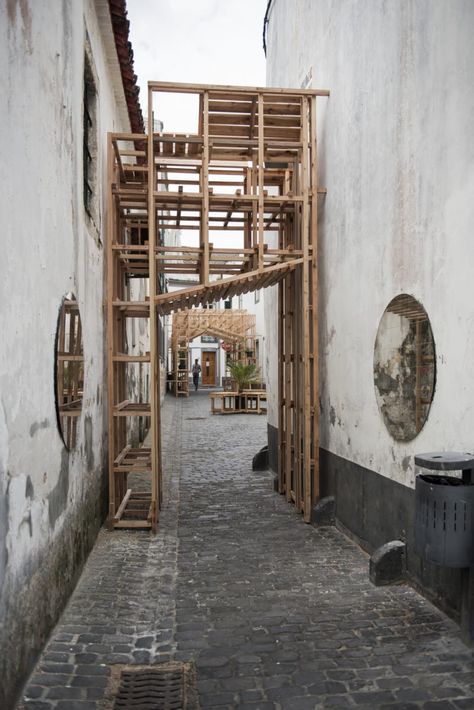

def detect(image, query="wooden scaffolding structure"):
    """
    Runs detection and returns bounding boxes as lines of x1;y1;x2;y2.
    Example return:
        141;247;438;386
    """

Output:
106;81;328;530
171;308;256;396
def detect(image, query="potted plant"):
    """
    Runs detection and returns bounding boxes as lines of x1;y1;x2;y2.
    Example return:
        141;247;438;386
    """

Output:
227;361;259;409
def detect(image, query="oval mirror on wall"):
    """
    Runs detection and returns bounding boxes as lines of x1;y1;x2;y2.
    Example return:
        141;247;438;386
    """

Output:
55;293;84;450
374;294;436;442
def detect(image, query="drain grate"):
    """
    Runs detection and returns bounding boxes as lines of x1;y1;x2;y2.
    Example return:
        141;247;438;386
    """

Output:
107;663;199;710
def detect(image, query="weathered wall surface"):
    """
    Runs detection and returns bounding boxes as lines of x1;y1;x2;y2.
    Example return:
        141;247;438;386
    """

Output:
265;0;474;615
0;1;131;706
240;289;266;380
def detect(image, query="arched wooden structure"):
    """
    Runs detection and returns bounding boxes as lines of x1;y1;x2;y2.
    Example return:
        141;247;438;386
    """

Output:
106;81;328;531
171;308;256;396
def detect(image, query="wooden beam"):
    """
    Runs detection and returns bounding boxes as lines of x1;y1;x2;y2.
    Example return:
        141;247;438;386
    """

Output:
301;97;312;523
257;94;265;272
310;95;320;508
147;79;329;97
106;133;117;529
202;91;210;286
148;86;160;533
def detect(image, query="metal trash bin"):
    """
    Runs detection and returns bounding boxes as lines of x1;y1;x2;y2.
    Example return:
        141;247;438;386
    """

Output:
415;474;474;567
414;452;474;644
414;452;474;568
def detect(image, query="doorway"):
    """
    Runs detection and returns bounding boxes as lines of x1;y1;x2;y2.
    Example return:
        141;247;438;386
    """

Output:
201;351;216;386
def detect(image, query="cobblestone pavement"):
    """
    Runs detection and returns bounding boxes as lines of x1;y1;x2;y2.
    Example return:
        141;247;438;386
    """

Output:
19;391;474;709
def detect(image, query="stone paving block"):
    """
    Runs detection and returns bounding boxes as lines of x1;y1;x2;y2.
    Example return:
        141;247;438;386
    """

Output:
280;697;316;709
39;664;75;675
320;695;353;707
351;689;396;704
74;666;109;677
29;674;71;688
46;687;84;700
70;676;108;688
22;688;44;700
55;702;97;710
200;692;236;706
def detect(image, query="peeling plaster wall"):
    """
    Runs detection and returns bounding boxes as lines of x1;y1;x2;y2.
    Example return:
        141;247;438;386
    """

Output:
0;1;131;706
240;288;267;381
265;0;474;488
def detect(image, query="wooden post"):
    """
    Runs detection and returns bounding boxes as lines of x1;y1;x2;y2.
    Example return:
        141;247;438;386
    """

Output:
106;133;116;529
284;268;293;501
301;97;312;522
148;87;160;532
202;91;210;286
309;95;320;507
257;93;264;271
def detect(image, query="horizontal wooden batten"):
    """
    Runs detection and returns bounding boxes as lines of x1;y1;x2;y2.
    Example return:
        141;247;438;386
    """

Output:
112;354;150;362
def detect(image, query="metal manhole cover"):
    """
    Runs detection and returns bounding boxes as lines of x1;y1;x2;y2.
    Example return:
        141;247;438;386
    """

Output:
104;663;199;710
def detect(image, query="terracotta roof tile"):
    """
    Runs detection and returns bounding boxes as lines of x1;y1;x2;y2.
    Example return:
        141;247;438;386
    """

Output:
108;0;145;133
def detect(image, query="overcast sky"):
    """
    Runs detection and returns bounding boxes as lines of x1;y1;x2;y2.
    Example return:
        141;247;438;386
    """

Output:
127;0;268;132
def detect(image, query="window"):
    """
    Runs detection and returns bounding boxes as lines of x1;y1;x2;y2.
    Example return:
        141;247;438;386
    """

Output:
83;52;99;232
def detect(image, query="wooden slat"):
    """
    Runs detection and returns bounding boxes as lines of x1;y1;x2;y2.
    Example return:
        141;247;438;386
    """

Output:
106;133;117;528
113;489;132;522
310;95;320;508
149;87;162;529
301;97;312;523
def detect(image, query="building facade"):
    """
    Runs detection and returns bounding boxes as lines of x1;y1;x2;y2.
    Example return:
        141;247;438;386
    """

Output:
265;0;474;619
0;1;142;706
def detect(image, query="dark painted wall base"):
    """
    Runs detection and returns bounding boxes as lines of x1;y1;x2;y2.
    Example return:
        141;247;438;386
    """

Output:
267;423;462;621
0;467;108;710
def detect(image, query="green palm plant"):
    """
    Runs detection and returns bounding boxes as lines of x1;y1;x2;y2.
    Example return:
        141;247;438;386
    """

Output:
227;361;259;392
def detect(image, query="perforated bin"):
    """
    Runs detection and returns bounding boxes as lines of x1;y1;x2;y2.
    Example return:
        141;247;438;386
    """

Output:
414;452;474;568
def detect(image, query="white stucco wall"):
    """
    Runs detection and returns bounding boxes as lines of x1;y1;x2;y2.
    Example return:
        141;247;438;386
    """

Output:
265;0;474;488
241;289;267;382
0;1;132;703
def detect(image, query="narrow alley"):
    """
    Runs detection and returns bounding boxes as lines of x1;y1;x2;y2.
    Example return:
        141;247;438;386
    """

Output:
20;393;474;709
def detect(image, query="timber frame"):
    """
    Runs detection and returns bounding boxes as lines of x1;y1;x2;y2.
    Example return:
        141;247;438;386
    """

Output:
106;81;328;530
171;308;257;396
